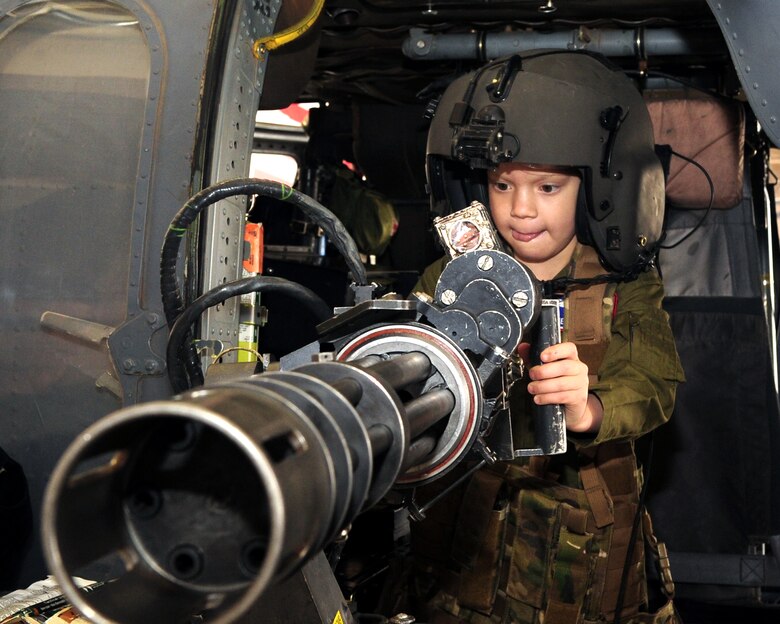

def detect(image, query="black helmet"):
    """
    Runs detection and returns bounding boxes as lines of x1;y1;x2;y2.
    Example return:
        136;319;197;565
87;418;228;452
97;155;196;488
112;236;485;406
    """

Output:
426;50;664;273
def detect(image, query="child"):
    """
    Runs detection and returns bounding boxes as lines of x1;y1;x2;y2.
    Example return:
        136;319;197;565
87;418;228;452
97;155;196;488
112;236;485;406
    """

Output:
407;50;685;624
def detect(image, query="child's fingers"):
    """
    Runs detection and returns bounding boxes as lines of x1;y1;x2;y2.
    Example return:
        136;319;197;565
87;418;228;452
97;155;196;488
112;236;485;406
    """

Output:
532;391;582;406
528;359;587;381
539;341;579;363
527;375;584;396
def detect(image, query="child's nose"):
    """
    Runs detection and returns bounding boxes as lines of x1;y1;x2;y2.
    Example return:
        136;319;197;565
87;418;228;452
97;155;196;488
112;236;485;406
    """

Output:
509;192;537;218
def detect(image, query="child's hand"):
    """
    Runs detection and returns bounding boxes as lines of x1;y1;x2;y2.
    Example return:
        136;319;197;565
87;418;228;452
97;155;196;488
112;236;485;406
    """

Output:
521;342;604;433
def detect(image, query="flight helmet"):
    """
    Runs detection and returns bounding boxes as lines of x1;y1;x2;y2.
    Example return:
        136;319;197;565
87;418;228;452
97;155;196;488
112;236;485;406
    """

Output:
426;50;665;273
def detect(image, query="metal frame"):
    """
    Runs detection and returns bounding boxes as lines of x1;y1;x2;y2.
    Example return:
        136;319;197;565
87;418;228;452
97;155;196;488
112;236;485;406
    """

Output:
198;0;282;366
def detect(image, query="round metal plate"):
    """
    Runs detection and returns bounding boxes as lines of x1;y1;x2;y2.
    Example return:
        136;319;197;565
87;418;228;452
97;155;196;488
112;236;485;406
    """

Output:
232;377;351;548
435;250;540;329
338;323;482;486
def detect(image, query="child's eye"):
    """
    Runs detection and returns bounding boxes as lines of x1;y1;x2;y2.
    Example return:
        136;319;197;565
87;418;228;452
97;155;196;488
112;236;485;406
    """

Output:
492;181;511;191
539;183;560;193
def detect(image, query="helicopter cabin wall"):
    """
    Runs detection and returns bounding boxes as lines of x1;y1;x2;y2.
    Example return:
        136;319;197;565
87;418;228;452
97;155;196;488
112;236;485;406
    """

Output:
0;0;299;589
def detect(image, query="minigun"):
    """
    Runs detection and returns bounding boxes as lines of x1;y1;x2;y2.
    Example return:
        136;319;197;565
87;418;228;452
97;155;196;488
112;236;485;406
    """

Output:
41;181;566;624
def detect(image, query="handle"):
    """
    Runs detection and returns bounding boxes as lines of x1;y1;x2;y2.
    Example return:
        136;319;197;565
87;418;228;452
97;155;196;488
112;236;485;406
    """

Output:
530;300;568;455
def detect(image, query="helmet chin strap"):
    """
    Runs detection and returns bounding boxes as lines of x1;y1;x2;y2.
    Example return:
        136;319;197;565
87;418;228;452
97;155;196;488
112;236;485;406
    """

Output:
542;252;657;297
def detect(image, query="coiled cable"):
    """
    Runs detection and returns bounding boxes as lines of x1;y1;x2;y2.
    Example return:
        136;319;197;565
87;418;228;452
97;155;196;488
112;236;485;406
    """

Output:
160;178;366;390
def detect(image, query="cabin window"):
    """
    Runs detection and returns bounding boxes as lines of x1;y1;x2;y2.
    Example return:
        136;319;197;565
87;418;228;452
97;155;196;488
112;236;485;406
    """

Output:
251;104;317;186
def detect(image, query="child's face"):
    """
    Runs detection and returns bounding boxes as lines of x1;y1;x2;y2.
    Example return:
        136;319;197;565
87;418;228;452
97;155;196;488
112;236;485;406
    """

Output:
487;163;580;278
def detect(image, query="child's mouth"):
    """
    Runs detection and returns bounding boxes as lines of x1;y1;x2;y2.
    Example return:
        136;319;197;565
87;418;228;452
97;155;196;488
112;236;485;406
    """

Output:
512;230;542;243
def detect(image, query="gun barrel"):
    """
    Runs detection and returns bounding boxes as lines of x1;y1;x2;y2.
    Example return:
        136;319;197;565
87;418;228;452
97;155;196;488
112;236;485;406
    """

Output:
42;323;483;624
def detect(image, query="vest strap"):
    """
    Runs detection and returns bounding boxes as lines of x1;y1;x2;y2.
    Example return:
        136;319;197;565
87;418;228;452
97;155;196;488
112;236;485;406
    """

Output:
578;446;615;529
564;245;615;375
643;508;676;599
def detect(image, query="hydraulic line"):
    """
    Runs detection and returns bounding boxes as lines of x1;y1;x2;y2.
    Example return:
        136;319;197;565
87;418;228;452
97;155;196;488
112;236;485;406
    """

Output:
161;177;366;328
402;27;724;62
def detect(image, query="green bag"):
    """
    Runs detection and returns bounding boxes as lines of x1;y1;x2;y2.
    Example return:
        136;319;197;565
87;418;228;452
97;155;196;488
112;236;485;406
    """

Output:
328;168;398;257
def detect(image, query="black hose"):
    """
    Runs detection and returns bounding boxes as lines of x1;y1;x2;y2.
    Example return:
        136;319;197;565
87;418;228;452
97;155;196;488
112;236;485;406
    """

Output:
161;178;366;324
160;178;367;388
167;276;332;393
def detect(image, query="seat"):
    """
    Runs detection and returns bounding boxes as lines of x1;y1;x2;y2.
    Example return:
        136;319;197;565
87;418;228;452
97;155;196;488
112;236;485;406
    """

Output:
643;88;780;607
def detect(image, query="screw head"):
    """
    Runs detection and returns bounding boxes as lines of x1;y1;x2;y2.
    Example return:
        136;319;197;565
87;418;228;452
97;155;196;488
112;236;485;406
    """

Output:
477;255;494;271
511;291;529;308
440;289;457;305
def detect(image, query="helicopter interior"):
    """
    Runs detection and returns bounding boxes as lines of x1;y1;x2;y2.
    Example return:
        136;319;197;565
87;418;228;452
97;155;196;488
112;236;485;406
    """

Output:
0;0;779;622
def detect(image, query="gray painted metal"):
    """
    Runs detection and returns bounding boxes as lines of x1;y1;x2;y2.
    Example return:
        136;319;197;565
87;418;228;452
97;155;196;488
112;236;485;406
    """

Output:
403;26;725;61
0;0;277;588
706;0;780;392
707;0;780;147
